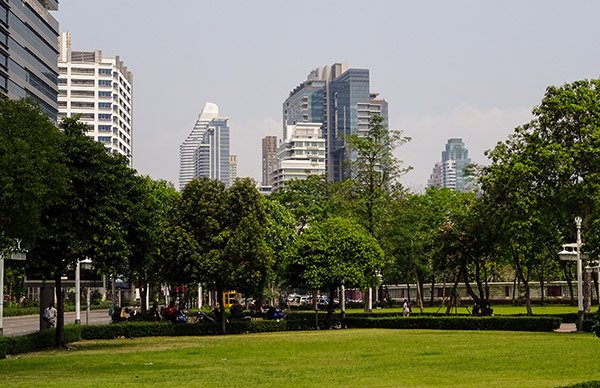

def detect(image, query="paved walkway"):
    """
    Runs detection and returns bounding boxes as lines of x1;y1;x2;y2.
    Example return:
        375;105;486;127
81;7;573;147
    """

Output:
555;323;577;333
2;309;111;337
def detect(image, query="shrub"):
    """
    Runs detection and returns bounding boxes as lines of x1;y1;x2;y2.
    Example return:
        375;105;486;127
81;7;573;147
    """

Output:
343;316;561;332
0;325;82;359
592;310;600;338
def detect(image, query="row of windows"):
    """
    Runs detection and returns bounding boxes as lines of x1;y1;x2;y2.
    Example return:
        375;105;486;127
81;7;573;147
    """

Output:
59;67;114;76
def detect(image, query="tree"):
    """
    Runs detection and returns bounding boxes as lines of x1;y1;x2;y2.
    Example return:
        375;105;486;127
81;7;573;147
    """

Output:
30;117;136;347
344;114;411;306
179;178;271;333
270;175;332;232
124;177;179;313
283;217;385;327
0;98;66;251
478;79;600;314
344;114;411;234
263;200;297;305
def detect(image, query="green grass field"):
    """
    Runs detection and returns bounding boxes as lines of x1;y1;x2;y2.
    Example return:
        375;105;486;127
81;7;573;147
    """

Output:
1;329;598;387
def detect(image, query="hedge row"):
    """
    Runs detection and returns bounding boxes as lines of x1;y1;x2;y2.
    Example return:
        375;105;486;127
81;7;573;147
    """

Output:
0;325;82;359
343;316;561;332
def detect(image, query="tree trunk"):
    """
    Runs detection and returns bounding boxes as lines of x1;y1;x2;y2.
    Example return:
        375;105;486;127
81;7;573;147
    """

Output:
445;274;461;316
54;274;65;349
512;273;518;304
460;261;481;305
564;264;575;304
430;278;435;306
584;270;592;313
415;272;424;313
523;279;532;315
540;270;545;306
314;289;319;330
217;287;226;334
326;288;335;329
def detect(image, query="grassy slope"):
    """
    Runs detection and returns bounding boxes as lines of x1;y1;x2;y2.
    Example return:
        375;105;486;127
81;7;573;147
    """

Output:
1;329;598;387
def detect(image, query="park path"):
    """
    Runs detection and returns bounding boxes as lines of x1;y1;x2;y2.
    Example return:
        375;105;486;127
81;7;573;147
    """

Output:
555;323;577;333
3;309;111;337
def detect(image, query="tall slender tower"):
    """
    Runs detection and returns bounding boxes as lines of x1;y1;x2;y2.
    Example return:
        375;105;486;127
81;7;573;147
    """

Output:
179;102;230;190
58;32;133;164
261;136;277;186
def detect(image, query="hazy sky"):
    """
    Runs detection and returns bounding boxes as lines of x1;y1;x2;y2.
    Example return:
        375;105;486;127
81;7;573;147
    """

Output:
57;1;600;191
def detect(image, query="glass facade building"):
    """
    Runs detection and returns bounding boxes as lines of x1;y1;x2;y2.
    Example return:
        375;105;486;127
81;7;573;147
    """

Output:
428;138;472;192
283;63;388;182
0;0;59;121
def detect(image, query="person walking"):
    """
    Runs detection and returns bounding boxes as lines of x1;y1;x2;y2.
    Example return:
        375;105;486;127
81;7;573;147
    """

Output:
43;302;57;328
402;299;411;317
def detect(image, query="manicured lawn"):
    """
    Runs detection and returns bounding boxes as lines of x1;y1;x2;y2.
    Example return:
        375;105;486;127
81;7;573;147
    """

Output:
1;329;598;387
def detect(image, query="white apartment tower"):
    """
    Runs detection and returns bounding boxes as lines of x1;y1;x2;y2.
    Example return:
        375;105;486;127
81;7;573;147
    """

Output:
179;102;230;190
58;32;133;164
271;122;325;190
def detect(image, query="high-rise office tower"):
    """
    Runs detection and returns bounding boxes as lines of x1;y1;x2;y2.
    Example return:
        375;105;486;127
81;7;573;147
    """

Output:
428;138;472;192
271;122;325;190
1;0;60;121
229;155;238;185
179;102;230;190
261;135;277;186
283;63;387;181
57;32;133;164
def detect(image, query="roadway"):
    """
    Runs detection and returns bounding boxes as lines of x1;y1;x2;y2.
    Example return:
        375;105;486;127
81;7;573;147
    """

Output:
2;309;112;337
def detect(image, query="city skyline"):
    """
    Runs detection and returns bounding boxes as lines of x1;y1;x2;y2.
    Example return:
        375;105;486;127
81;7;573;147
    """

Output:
57;1;600;191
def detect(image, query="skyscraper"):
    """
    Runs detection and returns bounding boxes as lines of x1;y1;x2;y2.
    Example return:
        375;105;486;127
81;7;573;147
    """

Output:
283;63;388;181
428;138;472;192
229;154;238;186
179;102;230;190
58;32;133;164
1;0;60;121
261;135;277;186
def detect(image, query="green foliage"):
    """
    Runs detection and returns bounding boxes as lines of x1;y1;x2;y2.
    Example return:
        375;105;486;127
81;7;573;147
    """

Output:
270;174;332;231
0;325;81;359
284;217;385;291
0;98;66;248
343;316;561;331
593;310;600;337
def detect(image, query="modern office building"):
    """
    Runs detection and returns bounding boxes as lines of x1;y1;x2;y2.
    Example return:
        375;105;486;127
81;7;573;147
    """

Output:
179;102;230;190
229;154;237;186
427;138;472;192
57;32;133;164
270;122;325;190
0;0;60;121
283;63;388;181
261;135;277;186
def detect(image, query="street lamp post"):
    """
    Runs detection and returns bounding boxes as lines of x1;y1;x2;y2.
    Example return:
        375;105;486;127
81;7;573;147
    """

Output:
558;217;585;331
0;240;27;336
75;257;93;325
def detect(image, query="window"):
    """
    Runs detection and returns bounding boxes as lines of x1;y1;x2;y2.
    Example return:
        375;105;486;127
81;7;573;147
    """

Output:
98;114;112;121
98;102;111;109
71;101;94;109
98;91;111;98
72;90;94;98
71;67;94;75
98;125;112;132
98;136;111;143
98;68;112;75
98;79;111;87
71;79;94;86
